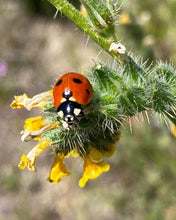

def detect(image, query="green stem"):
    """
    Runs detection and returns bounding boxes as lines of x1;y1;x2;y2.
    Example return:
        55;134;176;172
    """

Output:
48;0;118;58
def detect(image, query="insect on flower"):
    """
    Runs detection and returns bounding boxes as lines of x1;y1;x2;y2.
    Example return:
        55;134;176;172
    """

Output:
53;72;93;129
10;67;121;187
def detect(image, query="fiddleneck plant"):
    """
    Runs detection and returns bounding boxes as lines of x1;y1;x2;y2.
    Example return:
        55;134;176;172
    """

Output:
11;0;176;187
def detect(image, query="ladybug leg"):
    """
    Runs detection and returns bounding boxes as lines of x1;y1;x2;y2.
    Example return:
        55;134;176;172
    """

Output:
57;116;66;127
57;116;62;122
72;117;80;127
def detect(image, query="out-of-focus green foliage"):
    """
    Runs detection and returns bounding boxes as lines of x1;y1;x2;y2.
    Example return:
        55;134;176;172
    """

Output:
115;123;176;219
22;0;80;16
22;0;56;16
117;0;176;63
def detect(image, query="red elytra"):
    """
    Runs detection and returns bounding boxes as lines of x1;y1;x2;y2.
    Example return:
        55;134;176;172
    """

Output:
53;72;93;108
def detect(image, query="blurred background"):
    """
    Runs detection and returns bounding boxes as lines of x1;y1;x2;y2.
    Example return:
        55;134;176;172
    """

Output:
0;0;176;219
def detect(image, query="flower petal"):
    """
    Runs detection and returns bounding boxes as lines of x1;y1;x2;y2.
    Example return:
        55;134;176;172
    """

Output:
18;155;34;170
79;155;110;187
18;139;51;171
89;143;116;162
10;90;53;110
24;116;46;131
65;148;80;158
47;154;70;183
21;116;59;142
89;148;103;162
103;143;116;157
170;123;176;138
10;93;29;109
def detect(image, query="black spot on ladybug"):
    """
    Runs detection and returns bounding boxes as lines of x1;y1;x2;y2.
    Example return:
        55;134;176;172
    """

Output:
73;78;82;84
56;79;63;86
86;89;90;95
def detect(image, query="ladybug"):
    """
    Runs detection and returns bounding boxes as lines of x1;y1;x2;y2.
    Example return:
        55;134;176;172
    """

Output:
53;72;93;128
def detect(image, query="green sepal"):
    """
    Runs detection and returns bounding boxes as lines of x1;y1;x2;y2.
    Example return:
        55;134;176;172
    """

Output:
100;93;118;117
155;62;176;84
149;79;175;111
150;62;176;124
122;56;147;82
43;99;56;113
92;63;122;92
80;0;115;37
117;86;147;117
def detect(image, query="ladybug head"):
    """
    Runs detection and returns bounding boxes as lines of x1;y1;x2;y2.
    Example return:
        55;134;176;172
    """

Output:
57;100;83;128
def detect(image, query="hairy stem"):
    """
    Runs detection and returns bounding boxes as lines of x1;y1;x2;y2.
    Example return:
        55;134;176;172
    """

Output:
48;0;119;58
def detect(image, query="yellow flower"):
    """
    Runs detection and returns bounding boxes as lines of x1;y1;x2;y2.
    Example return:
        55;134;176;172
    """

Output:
47;154;70;183
21;116;59;142
10;93;29;109
18;139;51;171
118;12;131;24
170;123;176;138
24;116;46;131
102;143;116;158
79;155;110;187
10;90;52;110
11;89;119;187
89;143;115;162
65;148;80;158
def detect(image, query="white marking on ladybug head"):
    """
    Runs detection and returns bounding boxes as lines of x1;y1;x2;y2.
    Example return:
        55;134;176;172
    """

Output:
65;115;74;122
66;105;71;112
64;89;71;96
61;97;66;103
74;108;81;116
58;110;64;118
69;97;76;102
